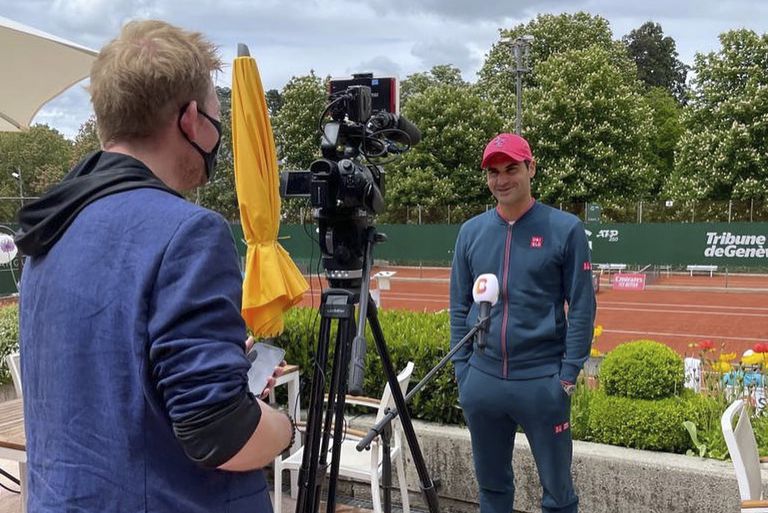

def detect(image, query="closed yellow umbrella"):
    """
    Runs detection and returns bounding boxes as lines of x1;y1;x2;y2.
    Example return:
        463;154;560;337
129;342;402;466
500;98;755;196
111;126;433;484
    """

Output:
232;44;308;337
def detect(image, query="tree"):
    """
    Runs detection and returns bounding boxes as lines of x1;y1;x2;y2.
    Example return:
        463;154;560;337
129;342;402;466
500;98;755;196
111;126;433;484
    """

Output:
400;65;466;108
28;162;71;201
524;45;654;206
0;125;72;221
265;89;284;118
384;84;504;219
623;22;689;103
667;29;768;201
270;72;327;221
70;117;101;167
272;72;327;170
196;86;239;220
478;12;618;119
644;87;683;194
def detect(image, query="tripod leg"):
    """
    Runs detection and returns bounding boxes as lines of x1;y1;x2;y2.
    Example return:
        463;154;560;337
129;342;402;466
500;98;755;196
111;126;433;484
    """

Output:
367;297;441;513
319;321;345;457
297;288;359;513
296;315;333;513
325;317;355;513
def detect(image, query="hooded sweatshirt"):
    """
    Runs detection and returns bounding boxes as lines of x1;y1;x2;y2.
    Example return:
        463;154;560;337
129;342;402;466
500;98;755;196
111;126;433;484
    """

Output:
16;151;181;256
17;152;268;513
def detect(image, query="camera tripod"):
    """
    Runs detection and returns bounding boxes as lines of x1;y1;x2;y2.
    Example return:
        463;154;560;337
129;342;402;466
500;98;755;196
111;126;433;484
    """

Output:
295;225;490;513
295;227;441;513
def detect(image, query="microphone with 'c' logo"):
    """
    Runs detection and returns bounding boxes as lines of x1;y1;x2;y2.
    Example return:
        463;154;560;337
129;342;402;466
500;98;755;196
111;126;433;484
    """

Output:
472;274;499;350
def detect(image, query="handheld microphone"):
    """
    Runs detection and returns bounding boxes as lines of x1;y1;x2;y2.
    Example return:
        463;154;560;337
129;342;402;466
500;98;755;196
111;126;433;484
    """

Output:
472;274;499;350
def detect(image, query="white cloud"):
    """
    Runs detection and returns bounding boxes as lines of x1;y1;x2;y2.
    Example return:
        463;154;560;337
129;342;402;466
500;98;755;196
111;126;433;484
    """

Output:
31;86;94;140
1;0;767;139
50;0;162;37
411;38;476;74
348;55;404;80
358;0;550;21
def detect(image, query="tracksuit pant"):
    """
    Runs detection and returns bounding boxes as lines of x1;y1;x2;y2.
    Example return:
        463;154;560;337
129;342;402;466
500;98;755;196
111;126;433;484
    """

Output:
458;365;578;513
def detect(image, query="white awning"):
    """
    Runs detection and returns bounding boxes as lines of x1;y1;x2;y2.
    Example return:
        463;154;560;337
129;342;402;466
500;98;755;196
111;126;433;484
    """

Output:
0;16;97;132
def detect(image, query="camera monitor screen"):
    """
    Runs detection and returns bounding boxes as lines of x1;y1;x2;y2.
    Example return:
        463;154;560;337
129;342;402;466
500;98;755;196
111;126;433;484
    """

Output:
280;170;311;197
329;74;399;114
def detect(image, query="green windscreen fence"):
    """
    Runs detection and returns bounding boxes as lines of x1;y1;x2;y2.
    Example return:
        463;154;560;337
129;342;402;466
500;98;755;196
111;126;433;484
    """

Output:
270;224;461;269
264;222;768;269
4;221;767;297
585;222;768;266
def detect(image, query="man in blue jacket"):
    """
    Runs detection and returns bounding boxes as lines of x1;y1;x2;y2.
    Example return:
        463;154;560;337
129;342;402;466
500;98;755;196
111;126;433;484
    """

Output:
450;133;596;513
16;20;293;513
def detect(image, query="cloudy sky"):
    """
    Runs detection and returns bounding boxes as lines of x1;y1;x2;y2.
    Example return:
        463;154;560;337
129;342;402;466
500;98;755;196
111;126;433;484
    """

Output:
3;0;768;139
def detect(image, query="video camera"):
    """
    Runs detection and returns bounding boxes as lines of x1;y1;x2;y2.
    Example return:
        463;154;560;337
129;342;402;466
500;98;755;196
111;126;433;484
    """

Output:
286;77;440;513
281;74;420;287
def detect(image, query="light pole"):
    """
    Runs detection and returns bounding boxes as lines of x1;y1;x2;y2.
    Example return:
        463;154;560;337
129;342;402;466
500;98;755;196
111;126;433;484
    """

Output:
500;35;534;135
10;169;23;209
8;169;24;288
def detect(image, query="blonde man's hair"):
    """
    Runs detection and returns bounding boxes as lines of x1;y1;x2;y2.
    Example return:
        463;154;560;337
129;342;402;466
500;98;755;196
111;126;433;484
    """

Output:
90;20;222;144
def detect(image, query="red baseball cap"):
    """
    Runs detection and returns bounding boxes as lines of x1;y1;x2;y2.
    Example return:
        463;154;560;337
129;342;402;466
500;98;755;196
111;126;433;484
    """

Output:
481;133;533;168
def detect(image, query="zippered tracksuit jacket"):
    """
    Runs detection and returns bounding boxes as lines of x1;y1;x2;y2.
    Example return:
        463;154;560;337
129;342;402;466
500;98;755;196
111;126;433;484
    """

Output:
450;200;596;513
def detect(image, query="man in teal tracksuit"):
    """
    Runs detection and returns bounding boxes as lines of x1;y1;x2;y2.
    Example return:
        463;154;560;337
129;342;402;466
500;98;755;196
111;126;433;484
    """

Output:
450;133;596;513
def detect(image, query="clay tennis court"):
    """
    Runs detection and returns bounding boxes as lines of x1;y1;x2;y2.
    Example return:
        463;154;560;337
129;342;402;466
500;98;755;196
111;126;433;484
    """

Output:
299;267;768;358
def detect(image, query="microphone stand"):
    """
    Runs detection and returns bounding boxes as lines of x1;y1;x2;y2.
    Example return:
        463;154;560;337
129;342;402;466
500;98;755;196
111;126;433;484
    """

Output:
356;313;489;452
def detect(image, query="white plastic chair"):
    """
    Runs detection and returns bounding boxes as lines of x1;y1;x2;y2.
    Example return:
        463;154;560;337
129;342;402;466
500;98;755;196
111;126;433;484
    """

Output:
274;361;414;513
5;352;21;398
3;352;25;512
722;399;768;512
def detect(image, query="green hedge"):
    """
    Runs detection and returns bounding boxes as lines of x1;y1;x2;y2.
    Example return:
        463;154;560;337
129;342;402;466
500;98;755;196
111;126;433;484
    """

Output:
753;414;768;458
275;307;463;424
587;389;719;452
600;340;684;399
4;299;757;460
273;309;722;448
272;307;748;458
0;304;19;385
570;377;593;441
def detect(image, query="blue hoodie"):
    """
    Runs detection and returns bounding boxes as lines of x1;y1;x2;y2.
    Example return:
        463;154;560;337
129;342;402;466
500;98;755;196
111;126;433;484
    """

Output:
449;201;596;384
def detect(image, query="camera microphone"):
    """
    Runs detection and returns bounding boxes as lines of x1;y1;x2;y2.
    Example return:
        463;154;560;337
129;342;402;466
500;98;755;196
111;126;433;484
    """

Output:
369;112;422;146
472;274;499;350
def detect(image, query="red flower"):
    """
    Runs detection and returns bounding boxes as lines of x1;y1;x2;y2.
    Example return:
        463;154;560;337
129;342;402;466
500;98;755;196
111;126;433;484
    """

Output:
754;343;768;354
698;340;715;351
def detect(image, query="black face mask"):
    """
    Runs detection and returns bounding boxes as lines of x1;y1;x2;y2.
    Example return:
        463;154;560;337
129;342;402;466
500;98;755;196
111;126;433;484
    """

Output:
178;104;222;182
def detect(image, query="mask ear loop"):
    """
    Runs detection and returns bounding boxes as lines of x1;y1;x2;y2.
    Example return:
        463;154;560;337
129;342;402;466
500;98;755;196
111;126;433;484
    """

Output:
178;103;212;155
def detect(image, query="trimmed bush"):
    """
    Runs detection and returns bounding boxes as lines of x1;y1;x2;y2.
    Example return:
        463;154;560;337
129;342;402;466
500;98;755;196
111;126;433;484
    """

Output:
587;389;719;453
0;304;19;385
274;307;320;377
570;377;593;441
275;307;463;425
274;308;721;454
600;339;684;399
753;414;768;459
